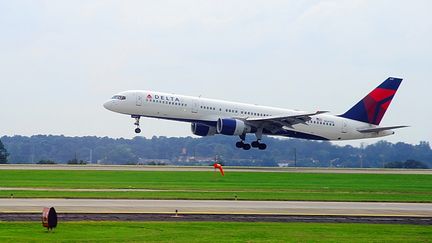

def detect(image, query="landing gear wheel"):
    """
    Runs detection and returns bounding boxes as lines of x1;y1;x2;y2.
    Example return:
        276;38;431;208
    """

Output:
251;141;260;148
242;144;251;150
236;141;244;148
132;115;141;134
258;143;267;150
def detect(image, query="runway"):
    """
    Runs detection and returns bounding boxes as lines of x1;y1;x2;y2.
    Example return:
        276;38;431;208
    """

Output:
1;199;431;217
1;164;432;174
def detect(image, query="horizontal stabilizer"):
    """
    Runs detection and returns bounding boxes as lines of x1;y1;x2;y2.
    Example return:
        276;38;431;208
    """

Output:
357;125;408;133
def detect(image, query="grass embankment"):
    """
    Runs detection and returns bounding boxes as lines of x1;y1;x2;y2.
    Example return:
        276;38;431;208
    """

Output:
0;221;431;242
1;170;431;202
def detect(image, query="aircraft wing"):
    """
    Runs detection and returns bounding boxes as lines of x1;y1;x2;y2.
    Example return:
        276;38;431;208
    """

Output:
246;111;329;129
357;125;409;133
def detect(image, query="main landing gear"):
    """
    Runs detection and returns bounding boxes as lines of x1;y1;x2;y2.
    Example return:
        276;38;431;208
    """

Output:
236;141;251;150
236;134;267;150
132;115;141;133
251;140;267;150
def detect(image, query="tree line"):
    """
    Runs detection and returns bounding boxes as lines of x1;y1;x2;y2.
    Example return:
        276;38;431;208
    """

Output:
0;135;431;168
0;139;9;164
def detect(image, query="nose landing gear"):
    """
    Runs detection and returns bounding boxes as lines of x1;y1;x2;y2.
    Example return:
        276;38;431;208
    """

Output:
132;115;141;134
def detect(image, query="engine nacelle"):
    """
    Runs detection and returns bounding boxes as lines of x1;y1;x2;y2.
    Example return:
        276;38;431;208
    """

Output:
191;123;216;136
217;118;253;136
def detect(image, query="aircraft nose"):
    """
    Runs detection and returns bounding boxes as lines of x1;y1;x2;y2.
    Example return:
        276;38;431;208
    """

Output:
103;100;114;111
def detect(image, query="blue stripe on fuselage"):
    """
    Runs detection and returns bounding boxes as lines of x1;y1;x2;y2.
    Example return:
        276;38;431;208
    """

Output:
134;114;217;127
136;115;328;140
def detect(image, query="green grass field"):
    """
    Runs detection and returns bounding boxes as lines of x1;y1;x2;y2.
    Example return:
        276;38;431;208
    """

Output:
1;170;432;202
0;221;431;242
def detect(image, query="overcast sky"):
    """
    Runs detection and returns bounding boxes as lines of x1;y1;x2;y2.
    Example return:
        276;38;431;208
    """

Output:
0;0;430;146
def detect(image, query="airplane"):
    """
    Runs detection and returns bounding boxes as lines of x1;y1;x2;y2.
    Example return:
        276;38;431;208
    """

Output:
104;77;407;150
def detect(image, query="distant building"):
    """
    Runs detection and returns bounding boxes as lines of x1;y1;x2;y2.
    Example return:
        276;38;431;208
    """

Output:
137;158;171;165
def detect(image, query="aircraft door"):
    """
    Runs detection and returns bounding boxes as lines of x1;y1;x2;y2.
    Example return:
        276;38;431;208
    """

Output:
191;100;199;113
136;94;143;106
341;121;348;133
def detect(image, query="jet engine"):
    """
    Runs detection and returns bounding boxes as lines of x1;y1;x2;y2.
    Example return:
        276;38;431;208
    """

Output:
191;123;216;136
217;118;253;136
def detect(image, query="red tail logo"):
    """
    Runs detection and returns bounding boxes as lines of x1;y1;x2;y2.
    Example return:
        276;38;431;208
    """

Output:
340;77;402;125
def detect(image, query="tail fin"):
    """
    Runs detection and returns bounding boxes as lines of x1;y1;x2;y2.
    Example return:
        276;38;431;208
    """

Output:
340;77;403;125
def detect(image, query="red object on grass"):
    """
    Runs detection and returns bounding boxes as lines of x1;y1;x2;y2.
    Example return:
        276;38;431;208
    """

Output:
213;163;225;176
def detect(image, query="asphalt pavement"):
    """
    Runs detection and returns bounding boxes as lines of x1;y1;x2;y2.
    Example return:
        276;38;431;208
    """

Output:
1;199;431;217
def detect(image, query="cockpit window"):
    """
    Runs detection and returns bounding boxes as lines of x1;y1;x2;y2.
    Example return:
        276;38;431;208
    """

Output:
112;95;126;100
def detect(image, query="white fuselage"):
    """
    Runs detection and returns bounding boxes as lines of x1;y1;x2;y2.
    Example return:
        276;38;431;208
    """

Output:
104;90;394;141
